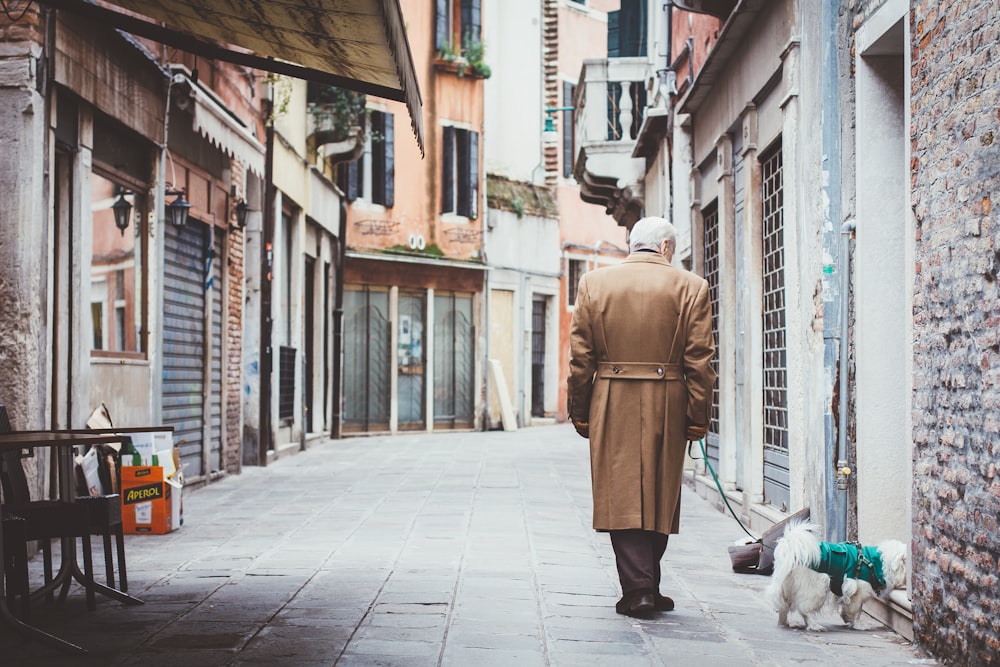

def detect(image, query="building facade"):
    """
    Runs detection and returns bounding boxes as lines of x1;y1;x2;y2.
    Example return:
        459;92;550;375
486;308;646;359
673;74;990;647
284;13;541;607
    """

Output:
637;0;917;637
553;0;632;423
0;3;422;494
611;0;998;662
337;0;487;434
0;7;262;488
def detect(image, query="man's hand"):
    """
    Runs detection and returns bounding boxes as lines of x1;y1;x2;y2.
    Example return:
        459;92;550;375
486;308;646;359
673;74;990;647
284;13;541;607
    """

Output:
573;420;590;439
686;422;708;441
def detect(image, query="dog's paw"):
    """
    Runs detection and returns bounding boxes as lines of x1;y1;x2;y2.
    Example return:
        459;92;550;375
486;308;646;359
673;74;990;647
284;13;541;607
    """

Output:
805;622;827;632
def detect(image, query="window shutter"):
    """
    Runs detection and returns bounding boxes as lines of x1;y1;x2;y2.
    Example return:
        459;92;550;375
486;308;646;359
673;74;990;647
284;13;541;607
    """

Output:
357;152;366;201
563;82;575;179
468;130;479;219
441;126;455;214
607;10;619;57
435;0;449;50
371;112;385;204
384;112;395;208
346;160;359;202
456;129;470;217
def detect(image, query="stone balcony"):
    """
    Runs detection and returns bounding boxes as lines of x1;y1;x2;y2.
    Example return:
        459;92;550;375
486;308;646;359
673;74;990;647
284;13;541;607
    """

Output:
572;57;649;228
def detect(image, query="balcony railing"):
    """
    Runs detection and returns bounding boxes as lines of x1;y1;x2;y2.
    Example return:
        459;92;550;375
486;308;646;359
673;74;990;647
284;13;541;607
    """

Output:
572;57;649;228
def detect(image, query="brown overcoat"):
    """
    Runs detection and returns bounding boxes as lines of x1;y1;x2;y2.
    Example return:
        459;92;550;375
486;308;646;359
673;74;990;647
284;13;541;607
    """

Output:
568;252;716;535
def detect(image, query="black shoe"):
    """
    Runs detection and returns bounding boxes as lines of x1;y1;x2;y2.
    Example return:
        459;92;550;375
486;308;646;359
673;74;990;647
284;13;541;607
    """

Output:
654;593;674;611
616;591;655;618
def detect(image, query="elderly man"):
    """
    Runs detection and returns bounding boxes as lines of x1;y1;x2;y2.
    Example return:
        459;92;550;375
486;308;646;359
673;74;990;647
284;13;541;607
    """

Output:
568;216;716;617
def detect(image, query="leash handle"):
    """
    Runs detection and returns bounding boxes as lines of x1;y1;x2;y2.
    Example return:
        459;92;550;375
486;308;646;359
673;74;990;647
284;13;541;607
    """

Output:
688;438;761;544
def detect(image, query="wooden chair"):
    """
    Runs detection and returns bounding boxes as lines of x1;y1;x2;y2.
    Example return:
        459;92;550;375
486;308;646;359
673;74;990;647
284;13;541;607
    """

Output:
0;407;98;617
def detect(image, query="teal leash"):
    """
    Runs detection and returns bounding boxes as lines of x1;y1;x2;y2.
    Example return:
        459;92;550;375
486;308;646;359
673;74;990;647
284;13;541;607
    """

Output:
688;437;761;544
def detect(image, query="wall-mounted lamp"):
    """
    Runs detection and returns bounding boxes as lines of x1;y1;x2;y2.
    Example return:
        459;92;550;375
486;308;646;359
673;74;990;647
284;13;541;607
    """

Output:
234;199;251;230
112;190;133;236
165;188;192;227
543;106;574;144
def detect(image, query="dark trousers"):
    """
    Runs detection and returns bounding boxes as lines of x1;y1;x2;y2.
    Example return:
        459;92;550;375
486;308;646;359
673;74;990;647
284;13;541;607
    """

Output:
610;529;669;595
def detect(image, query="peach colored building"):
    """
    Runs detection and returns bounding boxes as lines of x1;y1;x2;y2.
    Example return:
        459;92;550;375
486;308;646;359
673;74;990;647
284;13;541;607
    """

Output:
338;0;488;433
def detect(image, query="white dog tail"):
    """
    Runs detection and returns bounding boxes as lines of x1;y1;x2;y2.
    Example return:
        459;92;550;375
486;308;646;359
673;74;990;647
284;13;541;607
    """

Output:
765;520;823;608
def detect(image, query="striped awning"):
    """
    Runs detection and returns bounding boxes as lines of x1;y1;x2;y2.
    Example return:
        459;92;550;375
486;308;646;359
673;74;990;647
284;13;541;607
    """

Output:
43;0;424;155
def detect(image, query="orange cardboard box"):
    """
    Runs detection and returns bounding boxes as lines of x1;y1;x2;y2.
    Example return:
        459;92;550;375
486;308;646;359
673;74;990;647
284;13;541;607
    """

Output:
121;465;181;534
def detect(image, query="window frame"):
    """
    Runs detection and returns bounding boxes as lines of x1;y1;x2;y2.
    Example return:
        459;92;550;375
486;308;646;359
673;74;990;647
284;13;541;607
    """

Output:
566;257;587;308
435;0;481;54
338;110;395;209
88;164;150;360
440;125;479;220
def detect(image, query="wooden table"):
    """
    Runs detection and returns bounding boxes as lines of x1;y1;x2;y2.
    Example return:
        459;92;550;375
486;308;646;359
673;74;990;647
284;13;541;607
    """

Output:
0;431;144;654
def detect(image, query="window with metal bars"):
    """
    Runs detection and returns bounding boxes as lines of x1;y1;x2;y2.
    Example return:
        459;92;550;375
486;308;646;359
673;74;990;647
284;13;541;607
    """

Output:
761;145;788;456
703;203;721;453
279;346;297;422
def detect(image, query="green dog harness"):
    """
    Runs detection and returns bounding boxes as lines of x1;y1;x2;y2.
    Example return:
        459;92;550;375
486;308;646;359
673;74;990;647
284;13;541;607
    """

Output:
815;541;887;597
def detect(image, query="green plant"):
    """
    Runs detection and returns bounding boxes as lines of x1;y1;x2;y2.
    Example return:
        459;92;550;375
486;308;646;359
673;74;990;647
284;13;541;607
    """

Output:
437;34;491;79
511;196;525;219
462;34;491;79
307;84;366;143
385;243;445;257
265;73;293;125
437;40;460;62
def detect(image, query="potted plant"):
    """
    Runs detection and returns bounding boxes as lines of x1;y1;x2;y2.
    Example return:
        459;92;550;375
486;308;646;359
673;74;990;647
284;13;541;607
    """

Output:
435;34;491;80
307;84;366;145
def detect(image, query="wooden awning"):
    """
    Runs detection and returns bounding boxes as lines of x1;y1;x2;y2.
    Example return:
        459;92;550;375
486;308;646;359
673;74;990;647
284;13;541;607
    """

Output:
43;0;424;155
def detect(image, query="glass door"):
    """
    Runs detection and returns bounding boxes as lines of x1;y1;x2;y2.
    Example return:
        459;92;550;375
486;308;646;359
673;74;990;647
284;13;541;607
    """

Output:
397;291;426;429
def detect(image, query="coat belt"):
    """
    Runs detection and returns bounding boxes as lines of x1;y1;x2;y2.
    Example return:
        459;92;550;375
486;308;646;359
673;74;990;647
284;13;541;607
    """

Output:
597;361;683;380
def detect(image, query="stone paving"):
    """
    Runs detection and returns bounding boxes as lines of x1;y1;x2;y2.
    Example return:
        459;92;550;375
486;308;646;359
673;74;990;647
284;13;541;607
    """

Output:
1;425;939;666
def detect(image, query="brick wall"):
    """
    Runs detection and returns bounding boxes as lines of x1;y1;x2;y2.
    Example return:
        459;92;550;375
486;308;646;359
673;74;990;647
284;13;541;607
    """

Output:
0;6;42;43
226;161;246;474
910;1;1000;665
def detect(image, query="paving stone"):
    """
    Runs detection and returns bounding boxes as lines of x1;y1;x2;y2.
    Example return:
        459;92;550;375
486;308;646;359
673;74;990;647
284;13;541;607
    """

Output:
0;427;939;666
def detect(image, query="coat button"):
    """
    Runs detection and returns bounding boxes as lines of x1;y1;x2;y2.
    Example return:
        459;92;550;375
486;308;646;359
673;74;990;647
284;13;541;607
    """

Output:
613;366;620;374
656;367;664;377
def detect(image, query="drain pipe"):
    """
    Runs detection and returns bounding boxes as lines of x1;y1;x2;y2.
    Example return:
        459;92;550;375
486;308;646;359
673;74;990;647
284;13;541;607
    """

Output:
836;219;856;542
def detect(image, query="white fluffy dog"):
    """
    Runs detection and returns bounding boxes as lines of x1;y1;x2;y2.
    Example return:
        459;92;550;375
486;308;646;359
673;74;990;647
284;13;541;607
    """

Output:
765;521;907;631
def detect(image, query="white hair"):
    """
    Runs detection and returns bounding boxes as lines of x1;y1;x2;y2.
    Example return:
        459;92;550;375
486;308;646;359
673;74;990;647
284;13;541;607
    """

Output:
628;216;677;252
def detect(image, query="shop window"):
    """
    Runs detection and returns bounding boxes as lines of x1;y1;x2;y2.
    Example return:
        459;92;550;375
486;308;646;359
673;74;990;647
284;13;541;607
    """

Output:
441;126;479;219
89;171;146;357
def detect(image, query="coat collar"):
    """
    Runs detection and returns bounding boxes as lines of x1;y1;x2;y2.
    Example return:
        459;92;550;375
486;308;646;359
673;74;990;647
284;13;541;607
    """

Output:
625;251;672;267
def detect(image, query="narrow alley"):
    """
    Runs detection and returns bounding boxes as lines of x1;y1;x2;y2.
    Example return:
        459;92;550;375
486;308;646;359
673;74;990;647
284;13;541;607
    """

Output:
1;425;937;666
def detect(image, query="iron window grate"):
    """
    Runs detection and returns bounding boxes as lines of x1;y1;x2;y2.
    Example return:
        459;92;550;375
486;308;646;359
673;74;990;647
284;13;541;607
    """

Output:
703;204;721;440
279;346;296;422
762;147;788;453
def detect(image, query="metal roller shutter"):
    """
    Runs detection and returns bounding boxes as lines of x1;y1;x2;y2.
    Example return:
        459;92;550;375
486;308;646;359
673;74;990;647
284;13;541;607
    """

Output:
162;220;207;482
209;230;223;474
